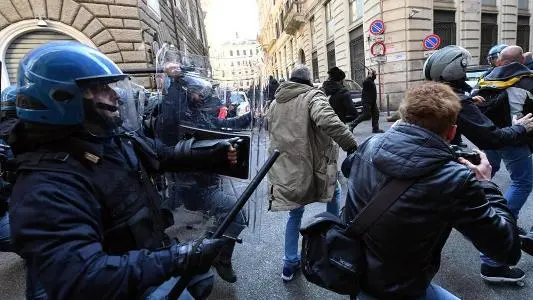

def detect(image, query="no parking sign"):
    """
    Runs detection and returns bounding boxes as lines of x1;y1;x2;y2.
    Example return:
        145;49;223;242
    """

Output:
423;34;441;51
369;20;385;35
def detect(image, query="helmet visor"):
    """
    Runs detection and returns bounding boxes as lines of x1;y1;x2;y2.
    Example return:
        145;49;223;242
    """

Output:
82;77;142;136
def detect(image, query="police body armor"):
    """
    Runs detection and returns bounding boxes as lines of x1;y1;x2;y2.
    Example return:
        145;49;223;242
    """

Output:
15;134;171;253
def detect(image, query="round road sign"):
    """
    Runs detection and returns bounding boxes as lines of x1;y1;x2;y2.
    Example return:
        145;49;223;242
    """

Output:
423;34;441;51
369;20;385;35
370;41;386;57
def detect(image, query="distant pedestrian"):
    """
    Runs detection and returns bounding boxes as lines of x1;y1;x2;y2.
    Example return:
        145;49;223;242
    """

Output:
349;70;384;133
322;67;358;123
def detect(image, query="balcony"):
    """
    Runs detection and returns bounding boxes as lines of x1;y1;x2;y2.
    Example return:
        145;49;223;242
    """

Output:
259;34;276;52
283;1;305;35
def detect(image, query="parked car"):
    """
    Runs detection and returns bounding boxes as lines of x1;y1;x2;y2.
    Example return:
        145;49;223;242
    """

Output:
343;79;363;113
465;65;489;88
230;91;250;117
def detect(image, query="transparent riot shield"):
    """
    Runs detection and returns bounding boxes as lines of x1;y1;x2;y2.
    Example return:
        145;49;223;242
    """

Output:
153;45;263;245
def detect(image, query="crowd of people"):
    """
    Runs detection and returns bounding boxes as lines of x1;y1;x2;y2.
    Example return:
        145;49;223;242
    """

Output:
1;39;533;300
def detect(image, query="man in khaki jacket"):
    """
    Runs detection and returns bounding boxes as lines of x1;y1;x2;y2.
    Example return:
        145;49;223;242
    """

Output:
267;64;358;282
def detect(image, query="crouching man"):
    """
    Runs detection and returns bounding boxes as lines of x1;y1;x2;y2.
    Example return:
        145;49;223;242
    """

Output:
342;82;522;299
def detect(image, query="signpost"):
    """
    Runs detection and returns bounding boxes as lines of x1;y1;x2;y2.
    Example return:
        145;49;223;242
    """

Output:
423;34;441;51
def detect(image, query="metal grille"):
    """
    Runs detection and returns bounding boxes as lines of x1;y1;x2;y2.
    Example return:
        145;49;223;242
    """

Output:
327;42;336;70
517;16;530;52
481;15;498;61
434;11;456;48
312;51;319;81
349;27;365;85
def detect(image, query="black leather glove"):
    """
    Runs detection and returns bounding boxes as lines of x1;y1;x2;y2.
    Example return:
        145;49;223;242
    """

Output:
174;137;239;167
170;238;230;276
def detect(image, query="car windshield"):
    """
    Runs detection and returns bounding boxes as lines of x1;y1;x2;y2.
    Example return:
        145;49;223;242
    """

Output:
466;71;486;80
343;80;362;92
230;93;246;104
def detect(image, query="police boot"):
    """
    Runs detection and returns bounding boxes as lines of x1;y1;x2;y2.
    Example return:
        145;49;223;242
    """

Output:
521;226;533;256
214;242;237;283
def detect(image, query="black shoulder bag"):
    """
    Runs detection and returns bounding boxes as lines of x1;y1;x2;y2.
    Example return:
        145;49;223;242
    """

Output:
299;179;415;296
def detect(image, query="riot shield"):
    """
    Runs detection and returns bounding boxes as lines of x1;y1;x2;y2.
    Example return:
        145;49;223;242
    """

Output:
152;46;263;246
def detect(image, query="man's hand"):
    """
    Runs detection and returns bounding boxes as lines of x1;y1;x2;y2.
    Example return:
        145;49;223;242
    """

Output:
171;237;231;276
459;150;492;181
472;95;486;104
512;113;533;132
227;144;238;165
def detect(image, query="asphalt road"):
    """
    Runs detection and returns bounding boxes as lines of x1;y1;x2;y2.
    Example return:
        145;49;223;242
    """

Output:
2;114;533;300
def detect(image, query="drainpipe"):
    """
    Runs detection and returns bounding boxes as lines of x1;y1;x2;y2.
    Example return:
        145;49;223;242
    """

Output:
169;0;181;49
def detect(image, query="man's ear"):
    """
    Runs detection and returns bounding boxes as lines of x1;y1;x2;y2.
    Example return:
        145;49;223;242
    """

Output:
445;125;457;142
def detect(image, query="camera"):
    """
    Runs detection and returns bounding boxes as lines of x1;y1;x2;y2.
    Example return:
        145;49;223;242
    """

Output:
450;145;481;165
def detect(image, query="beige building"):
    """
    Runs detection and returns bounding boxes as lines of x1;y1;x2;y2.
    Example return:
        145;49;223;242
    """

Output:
258;0;533;108
210;39;264;90
0;0;209;90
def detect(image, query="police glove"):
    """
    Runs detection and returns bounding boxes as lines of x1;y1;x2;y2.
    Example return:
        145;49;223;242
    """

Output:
170;238;229;276
175;137;239;167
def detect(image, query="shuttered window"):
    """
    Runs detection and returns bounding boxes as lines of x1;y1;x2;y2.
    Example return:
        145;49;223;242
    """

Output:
6;30;74;84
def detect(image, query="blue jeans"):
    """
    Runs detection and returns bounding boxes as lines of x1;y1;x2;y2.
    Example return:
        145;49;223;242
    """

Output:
358;283;459;300
0;213;12;252
283;181;341;268
485;145;533;219
481;145;533;267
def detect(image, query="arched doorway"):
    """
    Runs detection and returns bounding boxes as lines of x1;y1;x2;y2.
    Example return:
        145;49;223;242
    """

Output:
6;31;75;84
0;20;96;90
299;49;305;64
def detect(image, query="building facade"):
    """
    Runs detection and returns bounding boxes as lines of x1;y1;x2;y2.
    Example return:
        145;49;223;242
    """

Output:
257;0;533;109
0;0;209;90
210;40;264;90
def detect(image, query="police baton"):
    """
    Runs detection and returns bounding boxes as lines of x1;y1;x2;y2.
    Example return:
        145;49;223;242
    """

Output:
166;149;281;299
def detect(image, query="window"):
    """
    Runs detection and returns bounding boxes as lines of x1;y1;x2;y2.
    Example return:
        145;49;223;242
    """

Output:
276;22;280;38
231;62;234;67
237;50;240;56
243;50;247;56
519;0;529;10
434;11;456;48
349;27;365;84
280;11;284;31
256;49;259;54
481;0;496;5
299;49;306;64
238;61;241;66
481;14;498;62
349;0;363;23
517;16;530;52
312;51;319;81
310;16;316;48
325;1;334;40
230;50;233;56
147;0;161;19
327;42;336;70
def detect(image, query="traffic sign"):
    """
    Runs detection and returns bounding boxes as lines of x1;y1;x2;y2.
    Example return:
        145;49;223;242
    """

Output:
423;34;441;51
369;20;385;35
370;41;386;56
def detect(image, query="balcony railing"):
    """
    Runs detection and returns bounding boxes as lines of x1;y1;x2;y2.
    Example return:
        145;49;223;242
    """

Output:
283;1;305;35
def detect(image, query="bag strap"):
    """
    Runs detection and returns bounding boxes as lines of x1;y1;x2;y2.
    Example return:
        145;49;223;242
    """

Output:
346;179;415;236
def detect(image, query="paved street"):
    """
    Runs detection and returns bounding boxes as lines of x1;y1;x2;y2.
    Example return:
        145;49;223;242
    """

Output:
2;113;533;299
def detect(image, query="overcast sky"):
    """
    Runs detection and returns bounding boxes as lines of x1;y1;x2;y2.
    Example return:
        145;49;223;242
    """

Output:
205;0;259;46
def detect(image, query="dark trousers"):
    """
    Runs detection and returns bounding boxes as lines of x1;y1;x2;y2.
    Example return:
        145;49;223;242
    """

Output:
351;101;380;130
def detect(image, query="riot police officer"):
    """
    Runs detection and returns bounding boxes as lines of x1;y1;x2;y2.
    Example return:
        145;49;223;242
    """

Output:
8;42;238;300
157;64;252;284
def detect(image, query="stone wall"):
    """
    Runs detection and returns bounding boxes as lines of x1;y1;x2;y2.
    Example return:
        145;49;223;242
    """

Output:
0;0;208;88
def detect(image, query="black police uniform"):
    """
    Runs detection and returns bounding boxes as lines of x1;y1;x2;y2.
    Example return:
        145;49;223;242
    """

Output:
9;124;220;300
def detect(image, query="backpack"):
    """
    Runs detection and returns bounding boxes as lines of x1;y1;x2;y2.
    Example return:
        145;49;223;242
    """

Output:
299;179;415;296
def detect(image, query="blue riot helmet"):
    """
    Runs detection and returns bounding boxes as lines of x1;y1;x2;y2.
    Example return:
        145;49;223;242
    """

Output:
1;85;17;113
16;42;140;136
487;44;508;66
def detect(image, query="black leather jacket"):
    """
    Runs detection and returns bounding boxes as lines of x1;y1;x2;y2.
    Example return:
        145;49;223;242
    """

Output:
342;123;521;299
